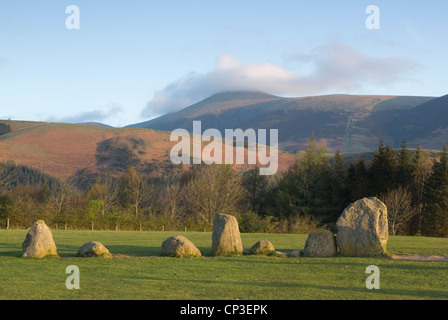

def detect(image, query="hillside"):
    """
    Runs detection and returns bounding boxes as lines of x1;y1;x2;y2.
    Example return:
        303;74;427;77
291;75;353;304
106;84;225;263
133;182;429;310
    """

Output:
0;120;298;180
129;91;438;153
1;92;444;181
379;94;448;149
126;91;280;129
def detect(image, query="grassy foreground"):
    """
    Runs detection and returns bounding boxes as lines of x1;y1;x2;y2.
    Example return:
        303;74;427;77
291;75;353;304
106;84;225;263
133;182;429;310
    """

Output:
0;229;447;300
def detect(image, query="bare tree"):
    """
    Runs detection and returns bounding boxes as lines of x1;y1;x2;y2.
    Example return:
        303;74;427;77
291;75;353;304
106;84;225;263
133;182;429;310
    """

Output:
184;164;247;227
119;167;155;218
47;180;78;215
380;186;417;235
87;173;118;217
42;180;80;228
164;181;184;222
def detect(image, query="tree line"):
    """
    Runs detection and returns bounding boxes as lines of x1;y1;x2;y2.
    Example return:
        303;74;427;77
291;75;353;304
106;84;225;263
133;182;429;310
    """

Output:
0;138;447;237
263;139;448;237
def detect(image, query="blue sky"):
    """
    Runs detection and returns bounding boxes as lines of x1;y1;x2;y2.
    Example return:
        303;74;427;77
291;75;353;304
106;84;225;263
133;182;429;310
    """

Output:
0;1;447;127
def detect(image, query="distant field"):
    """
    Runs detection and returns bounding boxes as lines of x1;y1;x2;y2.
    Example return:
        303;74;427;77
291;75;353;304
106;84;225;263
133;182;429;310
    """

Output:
0;230;447;300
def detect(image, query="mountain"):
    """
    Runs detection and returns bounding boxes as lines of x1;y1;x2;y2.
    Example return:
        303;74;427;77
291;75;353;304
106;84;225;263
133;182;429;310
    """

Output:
379;94;448;149
125;91;280;129
1;92;444;181
129;91;437;153
0;120;298;180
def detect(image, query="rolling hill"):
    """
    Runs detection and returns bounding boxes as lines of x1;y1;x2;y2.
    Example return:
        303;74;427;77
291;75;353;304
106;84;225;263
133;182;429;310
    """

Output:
128;91;440;153
0;120;298;181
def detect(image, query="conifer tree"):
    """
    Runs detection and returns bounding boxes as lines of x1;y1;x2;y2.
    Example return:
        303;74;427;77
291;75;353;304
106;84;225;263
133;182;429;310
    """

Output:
395;140;413;188
242;167;271;215
423;146;448;237
266;135;333;224
410;145;431;234
328;151;349;221
370;139;396;196
347;157;372;201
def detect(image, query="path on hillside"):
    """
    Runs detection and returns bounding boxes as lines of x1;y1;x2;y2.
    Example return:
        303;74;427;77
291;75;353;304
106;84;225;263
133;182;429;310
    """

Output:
12;122;51;132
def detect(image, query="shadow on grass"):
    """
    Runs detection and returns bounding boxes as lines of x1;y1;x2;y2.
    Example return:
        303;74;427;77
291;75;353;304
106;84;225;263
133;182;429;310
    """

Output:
0;243;23;257
0;243;213;258
128;275;448;299
106;245;161;257
0;244;160;258
106;245;214;257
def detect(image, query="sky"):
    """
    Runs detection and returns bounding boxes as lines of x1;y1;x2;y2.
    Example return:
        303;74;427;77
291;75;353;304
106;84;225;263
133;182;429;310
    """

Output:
0;1;447;127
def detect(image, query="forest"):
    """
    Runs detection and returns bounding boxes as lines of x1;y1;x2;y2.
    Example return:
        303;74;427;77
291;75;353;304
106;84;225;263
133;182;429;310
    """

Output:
0;138;447;237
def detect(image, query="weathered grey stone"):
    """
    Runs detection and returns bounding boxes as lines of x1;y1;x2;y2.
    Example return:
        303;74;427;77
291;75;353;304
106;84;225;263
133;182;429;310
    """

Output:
249;240;275;255
288;250;302;258
77;241;111;257
303;230;337;257
161;235;202;258
268;251;287;258
211;214;243;255
22;220;58;258
336;197;388;256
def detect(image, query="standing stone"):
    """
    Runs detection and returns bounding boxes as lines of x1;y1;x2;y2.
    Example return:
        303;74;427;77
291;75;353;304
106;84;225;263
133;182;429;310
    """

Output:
161;235;202;258
22;220;58;258
336;197;388;256
249;240;275;255
76;241;111;257
212;214;243;255
303;230;337;257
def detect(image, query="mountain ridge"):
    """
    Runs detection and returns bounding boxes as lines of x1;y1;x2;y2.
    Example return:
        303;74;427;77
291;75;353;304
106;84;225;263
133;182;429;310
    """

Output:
128;91;438;153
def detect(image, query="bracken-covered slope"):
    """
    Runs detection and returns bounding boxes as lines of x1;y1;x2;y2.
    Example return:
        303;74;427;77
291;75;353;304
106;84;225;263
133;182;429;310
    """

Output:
0;120;297;180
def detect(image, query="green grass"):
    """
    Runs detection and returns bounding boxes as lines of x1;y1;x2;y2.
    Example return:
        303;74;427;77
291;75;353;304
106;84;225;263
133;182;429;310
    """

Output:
0;230;447;300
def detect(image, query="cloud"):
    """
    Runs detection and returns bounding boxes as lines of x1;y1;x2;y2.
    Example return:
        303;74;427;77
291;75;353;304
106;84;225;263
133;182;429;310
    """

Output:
47;103;122;125
288;43;419;93
141;43;419;118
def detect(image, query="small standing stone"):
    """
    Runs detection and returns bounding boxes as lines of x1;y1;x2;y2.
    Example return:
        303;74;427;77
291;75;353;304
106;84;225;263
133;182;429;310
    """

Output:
249;240;275;255
22;220;58;258
303;230;337;257
161;235;202;258
211;214;243;255
76;241;111;257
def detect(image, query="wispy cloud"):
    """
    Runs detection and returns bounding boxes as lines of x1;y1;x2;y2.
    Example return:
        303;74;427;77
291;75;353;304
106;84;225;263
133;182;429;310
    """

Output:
287;43;419;92
141;43;419;118
47;103;122;125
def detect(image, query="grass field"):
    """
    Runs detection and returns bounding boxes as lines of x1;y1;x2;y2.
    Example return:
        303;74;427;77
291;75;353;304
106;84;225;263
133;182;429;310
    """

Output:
0;229;447;300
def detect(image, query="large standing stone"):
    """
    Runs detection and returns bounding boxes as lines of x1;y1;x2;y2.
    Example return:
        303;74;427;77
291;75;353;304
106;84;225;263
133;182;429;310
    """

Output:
22;220;58;258
336;197;388;256
304;230;337;257
212;214;243;255
77;241;111;257
161;235;202;258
